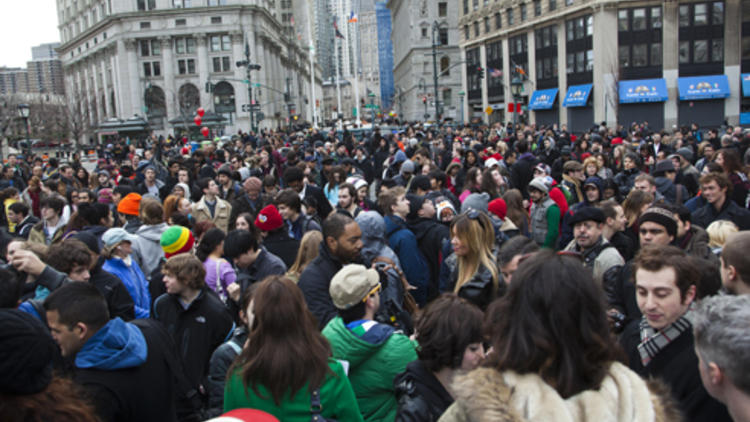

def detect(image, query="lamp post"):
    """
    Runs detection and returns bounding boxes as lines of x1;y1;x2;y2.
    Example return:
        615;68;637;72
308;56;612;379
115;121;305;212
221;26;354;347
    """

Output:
418;78;428;120
18;104;30;158
368;91;376;123
458;91;465;126
510;76;523;133
431;21;442;121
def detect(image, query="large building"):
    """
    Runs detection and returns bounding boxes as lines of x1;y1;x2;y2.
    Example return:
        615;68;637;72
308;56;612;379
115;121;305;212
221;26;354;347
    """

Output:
388;0;463;122
459;0;748;132
0;43;65;96
55;0;321;141
375;1;395;109
0;68;30;95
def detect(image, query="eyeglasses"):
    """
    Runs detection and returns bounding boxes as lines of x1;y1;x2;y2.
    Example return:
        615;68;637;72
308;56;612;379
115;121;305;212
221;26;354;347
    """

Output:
362;283;382;302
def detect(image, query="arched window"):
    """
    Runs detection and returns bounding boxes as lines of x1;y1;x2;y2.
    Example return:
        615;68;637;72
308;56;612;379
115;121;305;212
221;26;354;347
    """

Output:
178;83;200;116
440;56;451;76
145;85;167;117
213;81;236;113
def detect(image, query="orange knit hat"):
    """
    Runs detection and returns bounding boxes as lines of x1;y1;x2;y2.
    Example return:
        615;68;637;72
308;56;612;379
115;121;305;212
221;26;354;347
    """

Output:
117;192;142;216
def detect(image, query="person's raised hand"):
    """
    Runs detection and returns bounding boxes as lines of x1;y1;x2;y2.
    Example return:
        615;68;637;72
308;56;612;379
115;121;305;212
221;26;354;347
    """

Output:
9;248;46;277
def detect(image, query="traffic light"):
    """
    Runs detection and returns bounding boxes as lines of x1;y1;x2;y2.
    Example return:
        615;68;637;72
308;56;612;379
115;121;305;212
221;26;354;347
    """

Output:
422;97;427;104
477;66;484;80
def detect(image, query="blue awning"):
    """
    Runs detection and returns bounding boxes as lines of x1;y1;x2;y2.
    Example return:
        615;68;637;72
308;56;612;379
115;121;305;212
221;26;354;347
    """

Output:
562;84;592;107
677;75;730;100
528;88;559;110
742;73;750;98
741;113;750;125
619;79;668;103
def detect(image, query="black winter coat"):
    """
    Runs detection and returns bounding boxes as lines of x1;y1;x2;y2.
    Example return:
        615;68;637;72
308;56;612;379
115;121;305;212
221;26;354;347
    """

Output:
510;153;538;199
394;360;453;422
444;255;501;310
298;243;347;329
262;229;300;268
74;319;179;422
303;184;334;219
205;326;248;418
228;193;269;230
692;198;750;231
408;218;450;303
620;321;732;422
152;289;235;391
91;260;136;321
614;168;642;196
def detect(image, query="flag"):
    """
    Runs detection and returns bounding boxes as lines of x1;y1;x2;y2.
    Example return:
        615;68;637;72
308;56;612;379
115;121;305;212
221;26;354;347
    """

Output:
348;11;358;23
514;65;526;76
290;16;295;26
333;17;345;39
488;68;502;78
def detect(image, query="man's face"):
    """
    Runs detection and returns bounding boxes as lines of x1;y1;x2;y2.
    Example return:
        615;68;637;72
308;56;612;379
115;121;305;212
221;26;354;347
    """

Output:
639;221;673;246
68;264;91;282
170;162;180;175
78;192;90;203
634;180;654;193
330;222;362;263
230;157;240;170
8;155;16;166
338;189;353;209
163;273;185;295
218;174;230;186
32;166;43;178
528;188;543;203
41;205;57;221
702;181;725;205
277;203;295;220
6;210;21;224
235;248;258;269
392;194;410;217
64;168;73;178
419;199;436;219
207;180;220;196
574;221;603;249
178;170;190;184
573;169;585;182
500;254;524;284
636;266;695;331
584;185;600;203
145;169;156;182
46;310;86;358
612;205;627;232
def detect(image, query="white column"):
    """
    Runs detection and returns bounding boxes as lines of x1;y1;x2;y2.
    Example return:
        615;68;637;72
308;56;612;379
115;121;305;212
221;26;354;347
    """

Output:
502;38;511;116
123;38;140;118
160;36;176;122
110;46;122;118
101;56;111;117
90;56;101;124
460;48;468;123
196;34;210;111
231;31;250;129
593;8;618;127
82;63;95;127
479;44;489;124
527;30;537;125
556;21;568;127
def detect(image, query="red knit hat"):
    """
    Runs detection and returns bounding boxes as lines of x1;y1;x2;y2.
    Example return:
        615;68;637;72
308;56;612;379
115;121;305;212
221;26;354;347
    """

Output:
255;204;284;232
488;198;507;220
116;192;142;216
210;409;280;422
611;137;623;145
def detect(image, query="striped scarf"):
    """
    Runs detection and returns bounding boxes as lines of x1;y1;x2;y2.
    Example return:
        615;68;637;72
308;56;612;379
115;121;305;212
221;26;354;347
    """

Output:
637;308;694;367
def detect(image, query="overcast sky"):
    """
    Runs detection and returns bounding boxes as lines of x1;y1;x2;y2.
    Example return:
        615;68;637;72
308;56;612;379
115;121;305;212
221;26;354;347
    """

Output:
3;1;60;68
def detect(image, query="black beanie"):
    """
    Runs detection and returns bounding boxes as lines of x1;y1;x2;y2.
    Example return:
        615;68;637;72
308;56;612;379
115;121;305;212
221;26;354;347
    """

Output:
406;194;427;221
0;309;57;394
638;206;678;238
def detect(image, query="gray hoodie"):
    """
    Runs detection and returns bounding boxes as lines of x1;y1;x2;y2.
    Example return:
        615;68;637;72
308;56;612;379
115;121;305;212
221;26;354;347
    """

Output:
132;222;169;279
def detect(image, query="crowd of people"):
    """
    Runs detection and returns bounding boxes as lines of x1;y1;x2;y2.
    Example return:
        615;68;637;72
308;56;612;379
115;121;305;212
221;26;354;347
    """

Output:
1;119;750;422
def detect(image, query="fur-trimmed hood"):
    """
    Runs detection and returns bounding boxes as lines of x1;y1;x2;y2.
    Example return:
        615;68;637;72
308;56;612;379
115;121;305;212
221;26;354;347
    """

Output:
438;362;681;422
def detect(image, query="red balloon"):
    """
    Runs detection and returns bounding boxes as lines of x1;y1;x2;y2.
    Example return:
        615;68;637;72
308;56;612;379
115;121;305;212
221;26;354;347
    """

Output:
201;126;210;137
197;107;205;117
194;116;202;126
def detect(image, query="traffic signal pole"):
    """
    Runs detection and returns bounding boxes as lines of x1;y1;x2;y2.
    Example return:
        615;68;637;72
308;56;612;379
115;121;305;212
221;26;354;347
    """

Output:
236;38;261;133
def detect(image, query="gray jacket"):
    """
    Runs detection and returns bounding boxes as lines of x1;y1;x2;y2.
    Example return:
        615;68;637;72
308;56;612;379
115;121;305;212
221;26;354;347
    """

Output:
132;222;169;279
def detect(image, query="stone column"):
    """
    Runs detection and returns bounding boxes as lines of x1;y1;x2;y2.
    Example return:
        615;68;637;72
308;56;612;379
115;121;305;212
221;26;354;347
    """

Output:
101;54;111;117
460;48;468;123
556;21;568;127
123;38;140;118
527;29;537;125
89;55;101;124
109;44;122;118
160;36;176;122
479;43;489;124
663;1;679;130
81;62;95;128
196;34;211;112
723;0;741;125
592;6;618;127
502;38;511;118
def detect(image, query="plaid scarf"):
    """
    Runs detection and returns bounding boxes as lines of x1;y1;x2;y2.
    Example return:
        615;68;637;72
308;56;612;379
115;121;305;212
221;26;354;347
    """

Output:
637;308;694;367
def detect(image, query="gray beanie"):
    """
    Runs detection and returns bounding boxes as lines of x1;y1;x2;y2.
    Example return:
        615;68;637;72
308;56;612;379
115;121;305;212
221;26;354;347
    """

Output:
461;192;490;213
400;160;415;175
528;177;549;194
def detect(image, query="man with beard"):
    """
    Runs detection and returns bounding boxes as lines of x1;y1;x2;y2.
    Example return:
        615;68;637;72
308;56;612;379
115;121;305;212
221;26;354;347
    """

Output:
336;183;362;218
298;213;363;328
562;206;623;286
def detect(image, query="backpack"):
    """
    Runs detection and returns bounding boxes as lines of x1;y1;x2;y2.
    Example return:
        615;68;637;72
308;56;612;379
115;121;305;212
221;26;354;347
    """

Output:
372;256;416;335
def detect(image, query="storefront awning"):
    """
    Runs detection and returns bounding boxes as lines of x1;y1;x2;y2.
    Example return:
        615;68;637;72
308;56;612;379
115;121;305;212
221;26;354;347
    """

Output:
619;79;668;103
562;84;592;107
742;73;750;98
528;88;559;110
677;74;730;101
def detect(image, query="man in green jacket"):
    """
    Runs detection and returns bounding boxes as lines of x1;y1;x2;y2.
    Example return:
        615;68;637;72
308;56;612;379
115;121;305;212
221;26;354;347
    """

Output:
322;264;417;422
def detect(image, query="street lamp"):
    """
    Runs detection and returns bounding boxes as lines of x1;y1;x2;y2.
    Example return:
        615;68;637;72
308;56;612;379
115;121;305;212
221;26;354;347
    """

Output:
510;76;523;132
18;104;30;157
458;91;465;127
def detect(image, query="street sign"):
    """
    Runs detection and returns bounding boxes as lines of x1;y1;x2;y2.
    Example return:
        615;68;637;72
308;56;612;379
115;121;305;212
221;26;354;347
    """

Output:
242;104;261;112
256;112;265;121
485;106;494;115
364;104;379;109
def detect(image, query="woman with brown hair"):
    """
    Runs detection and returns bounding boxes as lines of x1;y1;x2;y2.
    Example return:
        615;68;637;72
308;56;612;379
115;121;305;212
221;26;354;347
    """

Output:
223;275;364;421
502;188;529;237
622;189;654;248
715;148;749;208
286;230;323;283
21;175;43;218
439;251;679;421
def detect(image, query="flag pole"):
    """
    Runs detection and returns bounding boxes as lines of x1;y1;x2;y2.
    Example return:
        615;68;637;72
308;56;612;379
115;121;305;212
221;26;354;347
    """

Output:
307;7;318;128
351;10;361;127
334;16;342;130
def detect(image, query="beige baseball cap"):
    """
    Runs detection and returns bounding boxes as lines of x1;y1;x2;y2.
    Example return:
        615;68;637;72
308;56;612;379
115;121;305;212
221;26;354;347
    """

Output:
329;264;381;310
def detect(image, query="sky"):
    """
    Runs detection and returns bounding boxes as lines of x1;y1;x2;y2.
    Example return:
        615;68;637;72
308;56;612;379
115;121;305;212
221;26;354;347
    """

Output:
2;1;60;68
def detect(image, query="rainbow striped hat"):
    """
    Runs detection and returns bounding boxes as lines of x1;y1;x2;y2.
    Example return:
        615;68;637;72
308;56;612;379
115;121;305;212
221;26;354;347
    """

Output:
160;226;195;258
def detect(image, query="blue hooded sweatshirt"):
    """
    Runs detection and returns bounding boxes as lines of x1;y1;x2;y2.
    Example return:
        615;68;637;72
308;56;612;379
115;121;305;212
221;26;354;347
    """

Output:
75;317;147;370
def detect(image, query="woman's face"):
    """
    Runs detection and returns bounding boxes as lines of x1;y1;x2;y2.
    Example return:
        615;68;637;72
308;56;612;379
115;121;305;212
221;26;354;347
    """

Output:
474;171;482;186
260;151;269;166
117;241;132;257
623;157;635;170
357;186;368;202
451;230;469;257
77;169;86;179
178;198;191;215
491;169;503;186
596;156;605;168
460;342;485;371
466;153;476;164
585;164;597;176
172;187;185;198
236;216;250;231
715;152;724;167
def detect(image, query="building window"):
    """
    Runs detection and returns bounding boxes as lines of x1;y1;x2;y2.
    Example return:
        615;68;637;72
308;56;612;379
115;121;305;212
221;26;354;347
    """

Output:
140;22;151;29
140;39;161;56
178;58;196;74
495;13;502;29
464;25;470;39
651;43;662;65
137;0;156;11
520;4;527;21
443;88;452;107
549;0;556;11
711;39;723;61
632;44;648;66
421;27;428;38
439;2;447;17
677;2;725;70
439;28;448;45
143;61;161;77
712;2;723;24
484;17;490;33
211;16;222;24
534;0;542;16
679;41;690;64
474;21;480;37
507;8;514;25
208;0;227;5
651;7;662;28
618;10;629;31
144;62;151;77
632;8;646;30
173;0;192;7
565;0;573;5
619;45;630;67
679;5;690;27
176;19;186;26
441;56;450;75
463;0;469;15
175;37;196;54
210;35;232;52
212;56;232;72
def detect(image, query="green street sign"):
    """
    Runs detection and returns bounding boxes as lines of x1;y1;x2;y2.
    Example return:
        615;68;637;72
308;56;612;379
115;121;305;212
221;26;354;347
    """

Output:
364;104;379;109
242;79;249;84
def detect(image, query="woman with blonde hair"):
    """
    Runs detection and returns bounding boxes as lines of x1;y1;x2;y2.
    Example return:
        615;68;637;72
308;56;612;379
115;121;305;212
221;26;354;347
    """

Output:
286;230;323;283
706;220;738;256
443;211;500;310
